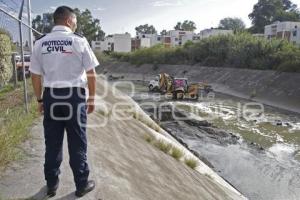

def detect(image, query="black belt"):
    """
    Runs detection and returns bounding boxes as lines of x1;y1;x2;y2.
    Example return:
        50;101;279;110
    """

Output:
44;87;84;91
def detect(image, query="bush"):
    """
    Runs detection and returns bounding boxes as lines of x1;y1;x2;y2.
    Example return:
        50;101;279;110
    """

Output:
171;147;184;161
184;158;198;169
154;140;172;153
112;33;300;72
0;33;13;87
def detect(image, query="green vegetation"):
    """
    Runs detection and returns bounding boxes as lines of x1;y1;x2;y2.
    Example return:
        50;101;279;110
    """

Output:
0;82;39;170
143;134;199;170
94;50;113;65
32;8;105;43
0;84;15;99
112;33;300;72
0;32;13;86
135;24;157;35
249;0;300;33
154;140;172;153
144;134;155;143
219;17;245;33
174;20;196;31
171;147;184;161
185;158;198;169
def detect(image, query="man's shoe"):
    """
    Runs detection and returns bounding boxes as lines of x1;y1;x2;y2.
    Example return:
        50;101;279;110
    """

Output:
75;180;95;197
47;179;59;197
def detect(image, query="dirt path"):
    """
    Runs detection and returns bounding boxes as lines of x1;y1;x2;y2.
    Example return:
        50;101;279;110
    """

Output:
0;78;244;200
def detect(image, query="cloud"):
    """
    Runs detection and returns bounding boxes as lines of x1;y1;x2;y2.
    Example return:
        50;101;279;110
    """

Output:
151;0;184;7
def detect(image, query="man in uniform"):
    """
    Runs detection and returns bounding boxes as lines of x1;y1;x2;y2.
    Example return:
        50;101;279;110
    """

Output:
29;6;99;198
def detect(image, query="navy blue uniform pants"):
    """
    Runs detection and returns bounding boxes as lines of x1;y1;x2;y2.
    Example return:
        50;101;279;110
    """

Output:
43;87;89;190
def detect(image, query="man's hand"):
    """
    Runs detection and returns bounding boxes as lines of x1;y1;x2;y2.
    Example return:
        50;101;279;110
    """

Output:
87;98;95;114
38;102;44;114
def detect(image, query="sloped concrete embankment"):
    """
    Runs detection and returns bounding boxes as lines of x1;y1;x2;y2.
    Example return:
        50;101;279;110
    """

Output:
99;62;300;113
0;77;245;200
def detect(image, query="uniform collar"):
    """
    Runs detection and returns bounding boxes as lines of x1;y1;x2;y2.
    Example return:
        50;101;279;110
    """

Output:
52;25;72;33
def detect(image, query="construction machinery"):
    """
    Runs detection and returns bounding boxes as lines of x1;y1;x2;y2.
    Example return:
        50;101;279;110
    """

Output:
149;73;213;100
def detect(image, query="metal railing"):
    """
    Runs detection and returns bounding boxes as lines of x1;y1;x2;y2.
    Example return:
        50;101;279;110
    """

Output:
0;0;42;112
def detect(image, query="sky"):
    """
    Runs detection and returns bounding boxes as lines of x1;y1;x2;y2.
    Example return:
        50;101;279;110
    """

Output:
21;0;300;36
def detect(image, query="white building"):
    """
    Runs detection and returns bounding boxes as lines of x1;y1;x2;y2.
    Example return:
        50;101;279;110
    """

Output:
168;30;194;47
113;34;132;52
91;41;101;51
199;29;233;39
264;21;300;40
93;33;131;53
137;33;162;47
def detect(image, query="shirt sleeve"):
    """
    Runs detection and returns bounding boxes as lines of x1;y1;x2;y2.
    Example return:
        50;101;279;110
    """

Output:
29;42;42;75
82;38;100;71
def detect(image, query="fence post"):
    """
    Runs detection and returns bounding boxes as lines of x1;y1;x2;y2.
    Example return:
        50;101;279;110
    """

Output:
19;0;29;113
11;53;17;88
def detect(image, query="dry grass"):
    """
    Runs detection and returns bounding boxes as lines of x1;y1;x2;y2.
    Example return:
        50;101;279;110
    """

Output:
0;81;38;170
143;134;198;170
171;147;184;161
154;140;172;154
184;158;198;169
144;134;155;143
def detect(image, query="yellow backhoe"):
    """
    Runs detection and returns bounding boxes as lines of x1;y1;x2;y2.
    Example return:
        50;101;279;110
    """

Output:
156;73;211;100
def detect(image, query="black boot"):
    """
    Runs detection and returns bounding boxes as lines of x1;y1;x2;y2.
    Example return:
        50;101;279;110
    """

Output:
47;179;59;197
75;180;95;197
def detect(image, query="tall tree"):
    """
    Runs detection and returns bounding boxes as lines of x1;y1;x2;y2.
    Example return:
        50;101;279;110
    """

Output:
174;20;197;31
135;24;157;35
32;9;105;42
160;29;168;35
219;17;246;33
249;0;300;33
32;13;54;38
74;8;105;42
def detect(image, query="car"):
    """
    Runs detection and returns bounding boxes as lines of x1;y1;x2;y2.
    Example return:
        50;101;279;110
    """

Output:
15;54;31;81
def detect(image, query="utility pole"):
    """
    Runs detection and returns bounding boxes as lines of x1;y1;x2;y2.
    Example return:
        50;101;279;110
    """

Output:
19;0;29;113
27;0;33;53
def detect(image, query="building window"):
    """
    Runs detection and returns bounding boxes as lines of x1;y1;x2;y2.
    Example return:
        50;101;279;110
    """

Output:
157;37;161;41
293;31;297;37
175;38;179;41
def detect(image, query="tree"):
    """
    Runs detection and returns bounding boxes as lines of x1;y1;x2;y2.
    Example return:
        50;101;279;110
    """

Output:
135;24;157;35
160;29;168;35
74;8;105;42
174;22;182;30
219;17;246;33
32;9;105;43
32;13;54;38
249;0;300;33
174;20;197;31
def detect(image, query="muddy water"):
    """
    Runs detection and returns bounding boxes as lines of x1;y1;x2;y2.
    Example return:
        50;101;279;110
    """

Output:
115;81;300;200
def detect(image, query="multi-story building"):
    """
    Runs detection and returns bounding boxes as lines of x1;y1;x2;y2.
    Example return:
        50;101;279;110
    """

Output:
93;33;131;53
264;21;300;41
168;30;194;47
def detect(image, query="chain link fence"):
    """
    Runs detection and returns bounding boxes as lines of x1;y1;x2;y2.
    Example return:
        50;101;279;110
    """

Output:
0;0;42;112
